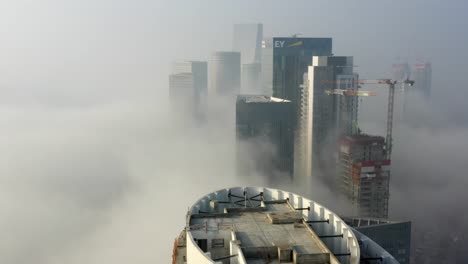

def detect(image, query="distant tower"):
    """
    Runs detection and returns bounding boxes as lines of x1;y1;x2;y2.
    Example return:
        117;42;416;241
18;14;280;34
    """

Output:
169;73;195;116
392;62;411;81
209;51;241;97
233;23;263;94
241;62;261;93
236;95;293;179
170;61;207;119
392;62;411;125
260;39;273;96
411;61;432;99
403;61;432;123
232;23;263;64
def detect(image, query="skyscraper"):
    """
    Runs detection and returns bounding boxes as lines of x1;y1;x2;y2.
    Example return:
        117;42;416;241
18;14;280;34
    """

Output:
392;62;411;125
241;62;261;93
411;61;432;99
339;135;390;219
403;61;432;124
232;23;263;64
169;73;195;116
170;61;208;119
260;39;273;96
392;62;411;81
272;37;332;127
295;56;359;184
209;51;241;97
236;95;293;179
233;24;263;95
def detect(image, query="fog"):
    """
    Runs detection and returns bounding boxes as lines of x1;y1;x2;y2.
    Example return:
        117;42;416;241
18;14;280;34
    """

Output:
1;0;468;263
0;99;345;263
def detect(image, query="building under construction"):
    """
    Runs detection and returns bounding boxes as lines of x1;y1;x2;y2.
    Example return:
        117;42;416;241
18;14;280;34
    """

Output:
172;187;400;264
339;135;390;219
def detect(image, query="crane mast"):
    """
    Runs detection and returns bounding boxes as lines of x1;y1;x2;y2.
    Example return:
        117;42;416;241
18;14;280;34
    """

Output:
357;79;414;160
386;80;396;160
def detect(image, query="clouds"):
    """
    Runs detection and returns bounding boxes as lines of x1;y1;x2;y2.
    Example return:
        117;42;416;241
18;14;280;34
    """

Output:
0;0;467;262
391;123;468;221
0;94;265;263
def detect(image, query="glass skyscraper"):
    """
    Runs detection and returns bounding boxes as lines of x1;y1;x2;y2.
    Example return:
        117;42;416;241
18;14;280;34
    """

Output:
209;52;241;97
411;62;432;99
170;61;208;119
272;37;332;127
233;23;263;64
236;95;293;180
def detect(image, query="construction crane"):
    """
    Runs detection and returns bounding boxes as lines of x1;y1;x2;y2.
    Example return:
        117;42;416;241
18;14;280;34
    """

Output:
324;88;376;135
325;89;376;97
357;79;415;159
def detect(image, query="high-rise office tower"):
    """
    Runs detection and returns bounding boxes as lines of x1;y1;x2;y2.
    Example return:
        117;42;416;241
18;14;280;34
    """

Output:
392;62;411;81
241;62;261;93
233;24;263;94
173;61;208;95
209;51;241;97
233;23;263;64
329;57;359;137
261;39;273;96
169;73;195;116
403;61;432;124
411;62;432;99
339;135;390;219
392;62;411;125
170;61;207;119
272;37;332;127
295;56;359;184
236;95;293;179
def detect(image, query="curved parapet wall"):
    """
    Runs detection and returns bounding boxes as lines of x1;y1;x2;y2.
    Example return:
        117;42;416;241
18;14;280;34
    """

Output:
185;187;360;264
351;228;399;264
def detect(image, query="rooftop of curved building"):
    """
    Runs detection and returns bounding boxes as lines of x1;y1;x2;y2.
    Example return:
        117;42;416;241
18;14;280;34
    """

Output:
173;187;361;264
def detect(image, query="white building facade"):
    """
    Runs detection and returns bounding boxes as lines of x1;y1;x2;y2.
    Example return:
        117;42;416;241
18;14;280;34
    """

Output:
295;56;359;185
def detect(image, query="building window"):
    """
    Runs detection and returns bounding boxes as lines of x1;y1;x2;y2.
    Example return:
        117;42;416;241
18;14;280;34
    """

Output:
212;238;225;248
196;239;208;252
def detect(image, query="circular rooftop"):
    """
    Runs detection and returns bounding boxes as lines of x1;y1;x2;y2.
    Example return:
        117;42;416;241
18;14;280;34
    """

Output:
183;187;360;264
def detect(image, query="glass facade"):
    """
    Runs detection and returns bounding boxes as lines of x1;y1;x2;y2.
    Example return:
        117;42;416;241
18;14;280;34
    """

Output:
272;37;332;115
236;95;294;179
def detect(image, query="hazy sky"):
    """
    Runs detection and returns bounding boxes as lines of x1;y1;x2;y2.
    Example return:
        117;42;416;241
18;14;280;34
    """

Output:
1;0;467;106
1;1;468;263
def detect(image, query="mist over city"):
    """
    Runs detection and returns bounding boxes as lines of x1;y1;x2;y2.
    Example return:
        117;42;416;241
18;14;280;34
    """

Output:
1;1;467;263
